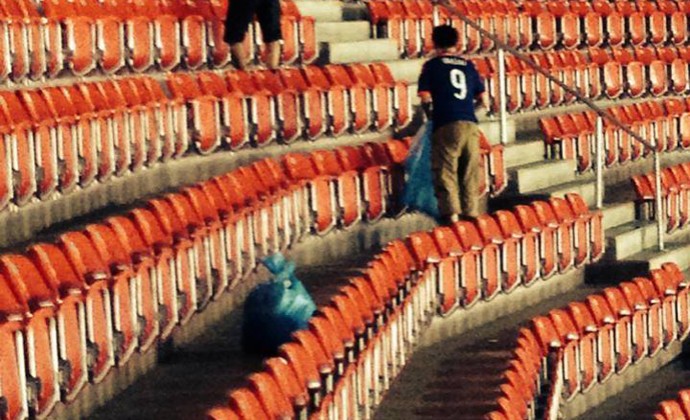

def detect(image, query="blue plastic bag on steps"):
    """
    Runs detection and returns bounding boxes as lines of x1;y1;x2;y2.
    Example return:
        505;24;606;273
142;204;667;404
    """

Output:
401;121;440;219
242;253;317;355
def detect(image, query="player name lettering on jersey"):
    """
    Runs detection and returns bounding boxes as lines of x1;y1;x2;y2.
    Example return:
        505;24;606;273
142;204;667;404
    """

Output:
441;57;468;66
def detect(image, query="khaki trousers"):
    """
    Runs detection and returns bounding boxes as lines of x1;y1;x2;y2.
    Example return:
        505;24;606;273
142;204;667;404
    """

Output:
431;121;481;217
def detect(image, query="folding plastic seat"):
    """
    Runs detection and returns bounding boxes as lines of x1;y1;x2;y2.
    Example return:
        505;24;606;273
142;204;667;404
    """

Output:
309;150;361;229
149;196;205;316
370;62;412;128
345;63;393;132
12;90;58;204
427;227;474;310
0;256;65;418
546;309;581;399
658;400;686;420
281;153;336;234
263;357;309;417
226;388;271;419
166;73;222;154
335;146;387;221
250;70;301;144
206;406;240;420
368;1;403;56
494;210;538;285
657;171;681;232
245;372;295;418
622;61;645;99
514;204;557;279
649;270;680;346
534;11;557;50
323;65;371;133
126;208;180;339
475;214;520;293
177;13;207;70
61;15;97;76
276;67;326;140
550;197;589;267
291;329;336;392
628;11;647;47
0;21;11;82
632;277;666;356
121;16;155;73
565;301;599;391
151;13;181;71
194;72;247;150
226;70;276;146
668;58;689;95
582;11;604;48
648;60;668;97
90;81;138;175
532;201;573;273
60;228;140;366
661;262;690;340
670;12;688;45
565;193;604;262
0;273;31;420
451;220;500;300
301;66;348;137
668;166;690;227
0;92;42;207
617;281;652;363
586;293;631;375
29;241;116;387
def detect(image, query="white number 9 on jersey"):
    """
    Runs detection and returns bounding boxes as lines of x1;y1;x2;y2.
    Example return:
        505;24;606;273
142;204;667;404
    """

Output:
450;68;468;100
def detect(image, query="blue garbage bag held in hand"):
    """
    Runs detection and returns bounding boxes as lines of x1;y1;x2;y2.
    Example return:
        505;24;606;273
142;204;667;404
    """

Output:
401;121;440;219
242;253;317;355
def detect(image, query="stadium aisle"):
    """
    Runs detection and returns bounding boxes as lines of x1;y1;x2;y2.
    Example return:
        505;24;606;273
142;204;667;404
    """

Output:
578;360;690;420
373;284;602;420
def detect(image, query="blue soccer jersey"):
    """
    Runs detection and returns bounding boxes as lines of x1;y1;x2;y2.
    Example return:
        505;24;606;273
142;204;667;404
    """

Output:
417;54;485;129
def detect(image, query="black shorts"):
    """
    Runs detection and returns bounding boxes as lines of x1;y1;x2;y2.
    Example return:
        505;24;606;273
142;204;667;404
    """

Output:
224;0;283;44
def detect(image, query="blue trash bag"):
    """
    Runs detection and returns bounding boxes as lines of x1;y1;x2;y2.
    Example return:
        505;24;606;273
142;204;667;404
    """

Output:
242;253;317;355
401;121;440;219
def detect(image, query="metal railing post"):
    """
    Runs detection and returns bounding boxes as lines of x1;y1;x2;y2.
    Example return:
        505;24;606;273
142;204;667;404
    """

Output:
497;48;508;145
595;117;604;209
653;145;665;251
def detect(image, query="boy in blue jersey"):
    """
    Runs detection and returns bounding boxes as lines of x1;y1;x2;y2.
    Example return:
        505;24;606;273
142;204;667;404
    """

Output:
418;25;487;224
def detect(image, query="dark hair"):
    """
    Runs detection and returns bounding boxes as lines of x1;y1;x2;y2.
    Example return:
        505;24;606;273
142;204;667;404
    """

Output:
432;25;459;49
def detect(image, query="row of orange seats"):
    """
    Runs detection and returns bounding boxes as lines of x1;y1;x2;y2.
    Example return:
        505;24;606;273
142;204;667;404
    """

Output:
366;0;690;58
655;389;690;419
632;161;690;233
0;0;315;82
0;138;415;420
487;263;689;419
205;192;601;419
165;64;414;152
476;46;690;115
540;98;690;172
0;64;458;214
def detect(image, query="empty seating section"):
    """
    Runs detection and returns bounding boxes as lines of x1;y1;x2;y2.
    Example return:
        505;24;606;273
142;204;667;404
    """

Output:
367;0;690;58
0;0;315;82
205;193;603;419
0;138;429;420
484;262;689;419
654;389;690;419
632;160;690;233
541;98;690;173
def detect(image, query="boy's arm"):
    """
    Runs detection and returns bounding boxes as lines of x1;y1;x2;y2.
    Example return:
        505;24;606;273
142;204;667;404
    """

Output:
418;62;432;120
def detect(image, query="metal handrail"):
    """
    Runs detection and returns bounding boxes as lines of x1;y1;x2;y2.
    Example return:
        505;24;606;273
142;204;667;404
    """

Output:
434;0;665;250
435;0;654;151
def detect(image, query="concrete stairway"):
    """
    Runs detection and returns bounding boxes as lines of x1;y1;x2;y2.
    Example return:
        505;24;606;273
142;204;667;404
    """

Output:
87;215;435;420
577;360;690;420
374;282;601;420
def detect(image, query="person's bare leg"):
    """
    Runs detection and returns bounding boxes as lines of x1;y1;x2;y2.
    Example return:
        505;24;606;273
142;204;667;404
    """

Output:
230;42;250;70
265;41;281;69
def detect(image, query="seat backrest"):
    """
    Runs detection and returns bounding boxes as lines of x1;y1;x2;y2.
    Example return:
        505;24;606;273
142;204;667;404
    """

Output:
247;372;293;418
227;388;270;420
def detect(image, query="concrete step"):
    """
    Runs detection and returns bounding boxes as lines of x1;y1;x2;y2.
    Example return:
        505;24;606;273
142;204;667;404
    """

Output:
385;58;425;84
627;241;690;271
315;21;372;43
295;1;368;22
510;159;577;194
605;221;658;261
323;39;399;64
601;201;636;231
536;178;596;206
503;140;545;169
